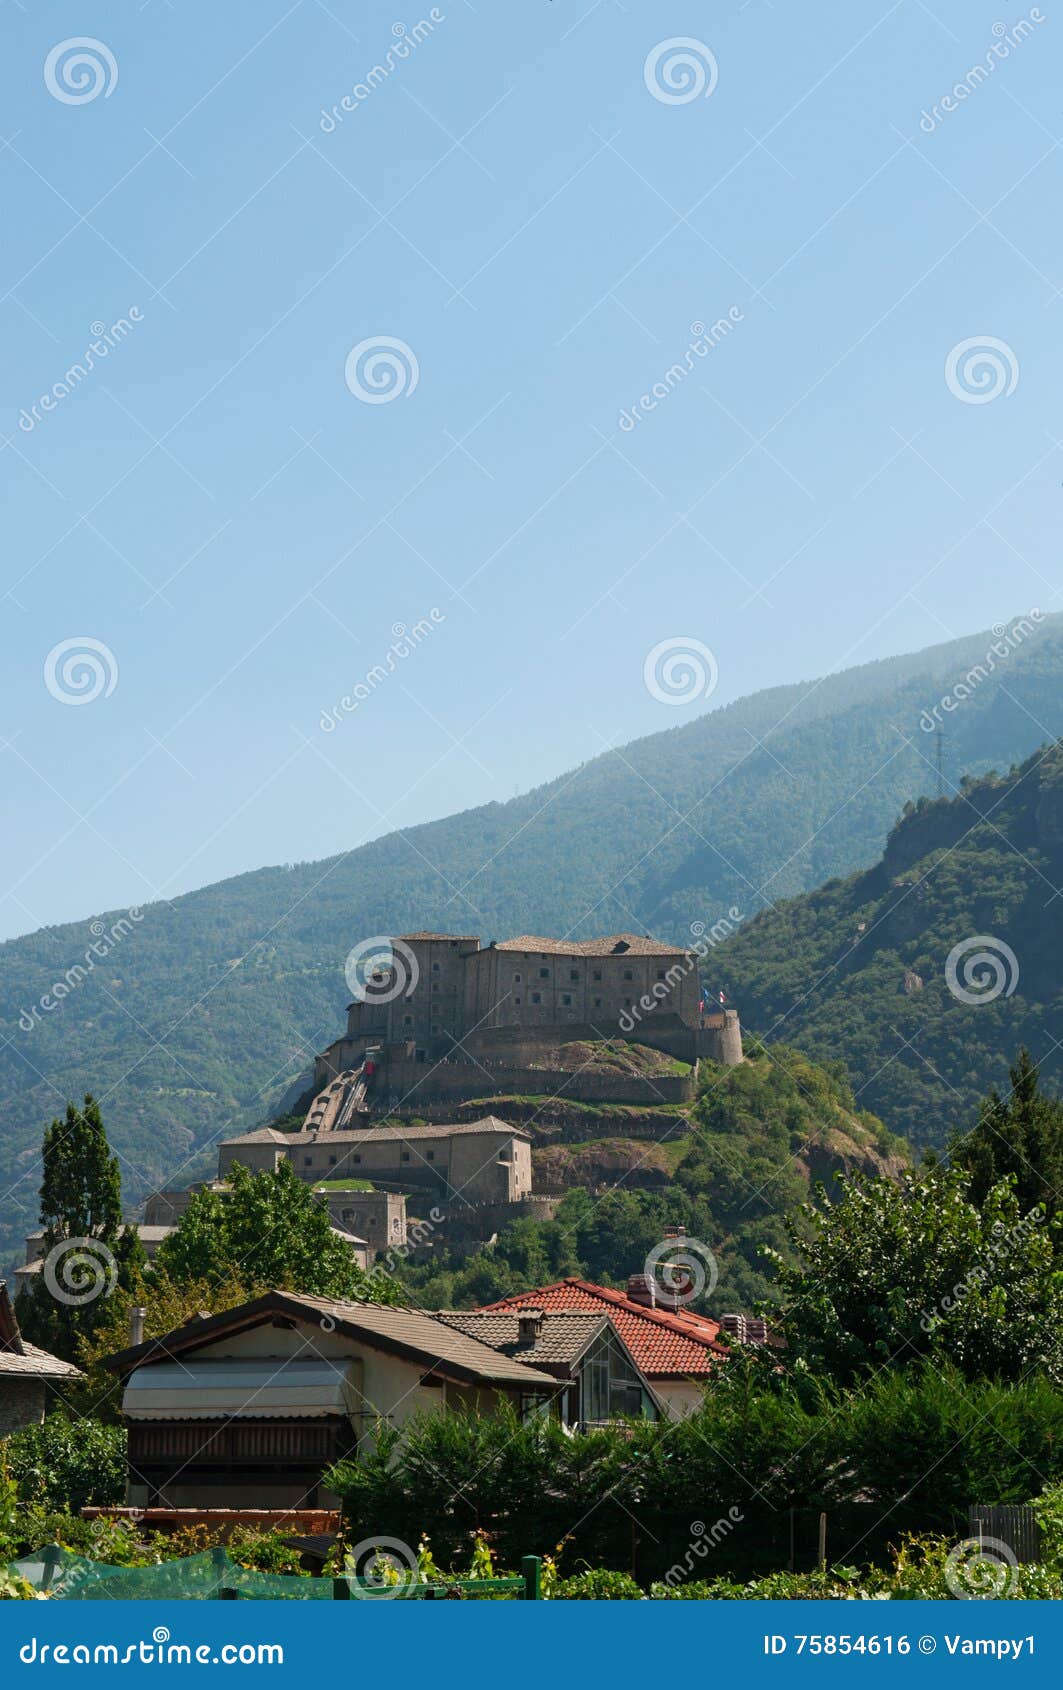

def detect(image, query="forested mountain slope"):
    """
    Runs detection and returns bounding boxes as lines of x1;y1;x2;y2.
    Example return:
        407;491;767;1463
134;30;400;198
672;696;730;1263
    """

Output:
1;613;1061;1261
717;739;1063;1147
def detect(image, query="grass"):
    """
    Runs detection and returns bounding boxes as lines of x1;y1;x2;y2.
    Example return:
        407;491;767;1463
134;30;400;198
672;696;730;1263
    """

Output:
312;1178;376;1192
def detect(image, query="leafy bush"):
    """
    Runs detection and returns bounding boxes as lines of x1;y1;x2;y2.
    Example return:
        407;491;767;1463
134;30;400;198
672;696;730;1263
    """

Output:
4;1416;125;1514
555;1569;643;1600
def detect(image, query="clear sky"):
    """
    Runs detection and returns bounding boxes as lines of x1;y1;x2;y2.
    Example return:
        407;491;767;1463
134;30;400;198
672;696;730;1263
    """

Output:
1;0;1060;940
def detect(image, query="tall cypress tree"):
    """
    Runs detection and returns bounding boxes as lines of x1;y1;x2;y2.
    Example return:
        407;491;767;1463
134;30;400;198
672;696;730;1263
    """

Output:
18;1096;124;1359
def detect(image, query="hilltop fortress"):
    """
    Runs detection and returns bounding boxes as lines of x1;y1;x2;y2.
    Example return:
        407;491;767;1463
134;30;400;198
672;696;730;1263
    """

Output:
315;931;742;1111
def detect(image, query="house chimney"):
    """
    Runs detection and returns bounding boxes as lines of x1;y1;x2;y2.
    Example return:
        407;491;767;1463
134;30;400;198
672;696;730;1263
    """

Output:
128;1305;146;1347
720;1313;747;1344
516;1308;543;1346
626;1274;657;1309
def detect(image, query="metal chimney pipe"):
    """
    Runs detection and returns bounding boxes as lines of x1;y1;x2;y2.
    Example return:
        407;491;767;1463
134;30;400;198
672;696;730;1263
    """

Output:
129;1305;146;1346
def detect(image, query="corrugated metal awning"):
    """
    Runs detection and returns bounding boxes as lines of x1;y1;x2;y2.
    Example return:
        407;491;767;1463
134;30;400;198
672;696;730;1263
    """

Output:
123;1358;363;1420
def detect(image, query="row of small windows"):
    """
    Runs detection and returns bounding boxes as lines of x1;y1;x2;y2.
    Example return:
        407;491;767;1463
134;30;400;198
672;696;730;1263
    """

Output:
303;1149;436;1167
512;967;670;984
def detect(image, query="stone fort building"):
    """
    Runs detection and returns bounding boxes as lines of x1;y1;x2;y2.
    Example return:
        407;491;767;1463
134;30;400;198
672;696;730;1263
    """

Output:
317;931;742;1087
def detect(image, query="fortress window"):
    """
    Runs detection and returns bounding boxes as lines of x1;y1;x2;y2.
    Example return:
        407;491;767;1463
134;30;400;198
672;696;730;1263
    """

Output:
329;1155;336;1166
531;992;541;1004
426;1150;435;1161
623;969;634;981
432;982;439;993
593;969;602;982
403;1015;413;1026
657;970;666;981
401;1152;411;1163
624;998;632;1009
594;996;602;1008
515;995;522;1005
569;969;579;981
353;1155;361;1164
304;1156;313;1167
432;962;440;973
562;994;572;1006
539;967;549;978
513;972;522;982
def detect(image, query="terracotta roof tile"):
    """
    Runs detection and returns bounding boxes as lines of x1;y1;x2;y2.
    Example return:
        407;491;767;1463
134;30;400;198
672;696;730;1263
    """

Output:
481;1278;728;1377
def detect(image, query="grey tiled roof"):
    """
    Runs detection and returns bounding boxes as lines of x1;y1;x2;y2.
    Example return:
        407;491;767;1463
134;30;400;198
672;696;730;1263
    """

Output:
494;933;688;957
436;1310;607;1369
0;1340;81;1379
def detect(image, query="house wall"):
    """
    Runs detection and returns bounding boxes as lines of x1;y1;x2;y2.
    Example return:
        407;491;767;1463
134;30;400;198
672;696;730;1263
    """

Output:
653;1378;709;1419
0;1377;47;1433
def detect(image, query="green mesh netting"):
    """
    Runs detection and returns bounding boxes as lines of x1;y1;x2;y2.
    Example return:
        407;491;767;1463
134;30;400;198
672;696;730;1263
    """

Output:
9;1547;334;1600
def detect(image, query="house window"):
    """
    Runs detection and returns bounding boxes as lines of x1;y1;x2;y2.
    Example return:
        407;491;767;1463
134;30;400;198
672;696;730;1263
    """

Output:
532;992;541;1004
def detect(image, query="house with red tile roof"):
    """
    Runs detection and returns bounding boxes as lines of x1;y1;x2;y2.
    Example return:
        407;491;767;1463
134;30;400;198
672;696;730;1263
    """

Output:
481;1275;730;1418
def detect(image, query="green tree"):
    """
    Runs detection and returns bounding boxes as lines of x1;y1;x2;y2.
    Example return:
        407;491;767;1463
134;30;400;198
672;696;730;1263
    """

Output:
18;1096;124;1360
155;1160;402;1302
771;1164;1063;1385
951;1049;1063;1225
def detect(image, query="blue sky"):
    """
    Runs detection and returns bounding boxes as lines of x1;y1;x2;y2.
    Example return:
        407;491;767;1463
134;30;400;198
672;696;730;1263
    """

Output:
1;0;1060;939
